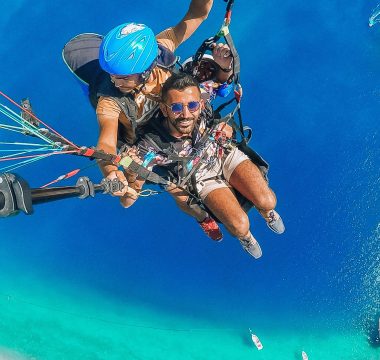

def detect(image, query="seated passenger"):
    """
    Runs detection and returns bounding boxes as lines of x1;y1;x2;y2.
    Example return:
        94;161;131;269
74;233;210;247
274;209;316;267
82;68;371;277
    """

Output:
123;73;285;258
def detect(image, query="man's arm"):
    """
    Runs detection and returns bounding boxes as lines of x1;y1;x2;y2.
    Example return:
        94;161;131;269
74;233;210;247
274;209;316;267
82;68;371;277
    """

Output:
96;101;137;200
119;176;145;208
97;114;119;177
172;0;214;45
211;43;233;83
119;146;146;208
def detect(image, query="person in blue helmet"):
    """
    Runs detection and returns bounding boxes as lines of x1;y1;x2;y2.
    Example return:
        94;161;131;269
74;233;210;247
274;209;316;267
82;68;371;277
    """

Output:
93;1;233;241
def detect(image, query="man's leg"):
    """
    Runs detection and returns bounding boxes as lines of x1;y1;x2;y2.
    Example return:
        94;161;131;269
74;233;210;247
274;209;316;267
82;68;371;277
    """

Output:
204;187;249;237
167;184;223;241
228;159;276;211
167;185;207;220
203;187;262;258
227;159;285;234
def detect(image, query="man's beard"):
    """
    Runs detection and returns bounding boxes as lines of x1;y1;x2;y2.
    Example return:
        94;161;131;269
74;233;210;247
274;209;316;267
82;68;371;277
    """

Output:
170;117;196;135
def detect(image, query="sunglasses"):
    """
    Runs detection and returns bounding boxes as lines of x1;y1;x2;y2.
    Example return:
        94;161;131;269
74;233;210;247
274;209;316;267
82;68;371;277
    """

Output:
164;101;201;115
111;74;142;84
110;60;157;84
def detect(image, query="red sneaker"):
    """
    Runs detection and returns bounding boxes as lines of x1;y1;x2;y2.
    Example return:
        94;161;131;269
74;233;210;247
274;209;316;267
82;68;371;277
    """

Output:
198;217;223;242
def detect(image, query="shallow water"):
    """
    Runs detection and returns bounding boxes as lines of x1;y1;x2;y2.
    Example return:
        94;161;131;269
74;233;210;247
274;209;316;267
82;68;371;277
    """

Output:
0;269;379;360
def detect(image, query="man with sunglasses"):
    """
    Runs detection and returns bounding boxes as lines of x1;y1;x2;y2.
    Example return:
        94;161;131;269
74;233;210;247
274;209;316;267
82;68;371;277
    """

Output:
123;73;285;259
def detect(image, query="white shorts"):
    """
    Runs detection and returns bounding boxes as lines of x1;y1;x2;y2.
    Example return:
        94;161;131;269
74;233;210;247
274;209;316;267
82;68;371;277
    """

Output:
195;146;249;201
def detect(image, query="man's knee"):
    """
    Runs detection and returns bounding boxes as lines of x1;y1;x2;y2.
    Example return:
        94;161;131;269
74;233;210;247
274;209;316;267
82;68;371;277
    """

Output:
227;212;250;238
255;191;277;211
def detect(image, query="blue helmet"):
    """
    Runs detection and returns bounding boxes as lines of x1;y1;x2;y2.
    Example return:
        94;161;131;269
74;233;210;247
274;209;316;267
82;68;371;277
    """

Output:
99;23;158;75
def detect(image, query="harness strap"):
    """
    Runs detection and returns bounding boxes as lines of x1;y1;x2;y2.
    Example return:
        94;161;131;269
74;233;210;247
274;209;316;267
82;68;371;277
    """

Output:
188;147;232;201
178;122;229;189
223;32;240;84
112;98;138;130
119;156;170;186
143;134;190;163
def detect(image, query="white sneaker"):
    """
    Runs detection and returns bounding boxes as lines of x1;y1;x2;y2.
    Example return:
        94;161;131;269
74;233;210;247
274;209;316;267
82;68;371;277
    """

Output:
260;209;285;234
266;210;285;234
239;234;262;259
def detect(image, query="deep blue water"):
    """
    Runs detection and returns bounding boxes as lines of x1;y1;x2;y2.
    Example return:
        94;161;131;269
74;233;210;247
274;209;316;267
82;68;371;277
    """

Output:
0;1;379;358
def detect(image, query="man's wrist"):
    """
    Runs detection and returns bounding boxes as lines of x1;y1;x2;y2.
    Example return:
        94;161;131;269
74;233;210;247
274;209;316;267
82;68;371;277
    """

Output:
104;165;119;177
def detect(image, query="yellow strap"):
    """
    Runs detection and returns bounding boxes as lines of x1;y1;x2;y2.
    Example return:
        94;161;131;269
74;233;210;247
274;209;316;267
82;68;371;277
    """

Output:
119;155;132;168
217;25;230;37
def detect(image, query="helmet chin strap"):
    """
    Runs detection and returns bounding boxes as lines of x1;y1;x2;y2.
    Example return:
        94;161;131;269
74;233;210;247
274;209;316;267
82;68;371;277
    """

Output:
132;59;158;95
111;58;158;96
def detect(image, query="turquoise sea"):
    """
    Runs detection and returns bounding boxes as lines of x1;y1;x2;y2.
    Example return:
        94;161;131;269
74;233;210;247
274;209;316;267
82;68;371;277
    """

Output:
0;1;379;359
